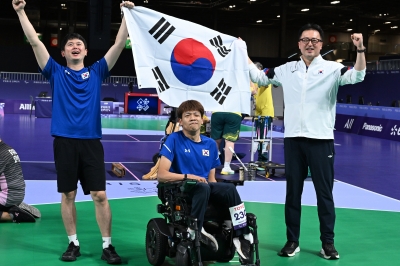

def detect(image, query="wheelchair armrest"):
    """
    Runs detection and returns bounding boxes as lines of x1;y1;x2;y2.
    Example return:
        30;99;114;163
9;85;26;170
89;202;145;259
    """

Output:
216;178;244;186
157;179;198;192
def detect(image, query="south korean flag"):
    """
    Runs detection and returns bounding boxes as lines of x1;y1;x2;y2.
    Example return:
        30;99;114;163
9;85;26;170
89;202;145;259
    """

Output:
123;7;250;114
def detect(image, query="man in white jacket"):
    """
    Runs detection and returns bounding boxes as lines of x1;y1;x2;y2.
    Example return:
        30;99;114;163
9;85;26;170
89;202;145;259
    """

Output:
248;23;366;260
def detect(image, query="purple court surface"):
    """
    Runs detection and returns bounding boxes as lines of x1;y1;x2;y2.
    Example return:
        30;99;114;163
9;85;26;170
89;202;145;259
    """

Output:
1;114;399;207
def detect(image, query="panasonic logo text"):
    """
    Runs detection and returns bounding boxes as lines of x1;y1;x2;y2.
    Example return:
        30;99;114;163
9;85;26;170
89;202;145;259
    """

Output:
362;123;383;132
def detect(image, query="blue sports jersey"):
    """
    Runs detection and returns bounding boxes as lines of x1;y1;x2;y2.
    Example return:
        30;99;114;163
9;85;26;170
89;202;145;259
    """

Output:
159;131;220;179
40;57;110;139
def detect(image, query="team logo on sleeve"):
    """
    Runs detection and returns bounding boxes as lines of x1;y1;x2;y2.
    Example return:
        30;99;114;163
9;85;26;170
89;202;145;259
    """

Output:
81;72;90;80
202;149;210;156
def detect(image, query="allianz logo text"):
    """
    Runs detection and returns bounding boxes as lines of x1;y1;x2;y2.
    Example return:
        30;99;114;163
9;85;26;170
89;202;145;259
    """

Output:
19;104;34;110
362;122;383;132
390;125;400;136
344;119;354;129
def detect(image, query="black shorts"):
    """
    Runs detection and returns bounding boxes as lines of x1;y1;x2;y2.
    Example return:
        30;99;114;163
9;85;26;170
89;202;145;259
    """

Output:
53;137;106;195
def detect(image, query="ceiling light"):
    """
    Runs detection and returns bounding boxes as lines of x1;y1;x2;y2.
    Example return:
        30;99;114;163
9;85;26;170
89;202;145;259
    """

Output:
301;8;309;12
379;14;382;16
250;0;256;1
229;5;232;8
368;25;371;26
384;22;391;24
332;23;334;25
331;1;340;4
256;20;262;23
350;19;352;21
391;26;398;29
347;29;352;31
277;15;280;18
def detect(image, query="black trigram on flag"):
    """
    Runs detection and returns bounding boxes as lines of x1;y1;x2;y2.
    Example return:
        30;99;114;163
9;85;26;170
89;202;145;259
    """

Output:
148;17;176;44
209;35;231;57
210;78;232;105
152;66;170;93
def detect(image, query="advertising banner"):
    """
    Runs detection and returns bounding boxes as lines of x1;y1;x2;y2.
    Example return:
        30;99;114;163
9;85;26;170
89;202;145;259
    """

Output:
100;101;114;114
335;114;400;141
0;99;32;114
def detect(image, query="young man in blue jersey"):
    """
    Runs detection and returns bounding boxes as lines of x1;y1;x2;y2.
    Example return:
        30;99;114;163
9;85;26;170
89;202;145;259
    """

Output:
13;0;135;264
157;100;254;263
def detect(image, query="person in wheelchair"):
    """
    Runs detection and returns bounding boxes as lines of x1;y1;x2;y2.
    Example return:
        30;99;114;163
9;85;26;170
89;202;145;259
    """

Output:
157;100;254;262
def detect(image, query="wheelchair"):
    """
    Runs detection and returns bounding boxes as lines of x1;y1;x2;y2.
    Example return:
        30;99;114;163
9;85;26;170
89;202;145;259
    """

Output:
145;179;261;266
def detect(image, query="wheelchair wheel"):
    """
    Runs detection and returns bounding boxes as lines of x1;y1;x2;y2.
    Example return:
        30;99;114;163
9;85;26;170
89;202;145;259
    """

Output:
146;220;168;266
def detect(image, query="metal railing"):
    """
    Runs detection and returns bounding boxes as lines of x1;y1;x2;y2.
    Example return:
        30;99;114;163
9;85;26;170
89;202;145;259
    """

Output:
0;71;137;84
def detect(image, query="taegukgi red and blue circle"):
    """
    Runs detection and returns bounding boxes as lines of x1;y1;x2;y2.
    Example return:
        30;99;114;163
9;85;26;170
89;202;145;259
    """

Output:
170;38;216;86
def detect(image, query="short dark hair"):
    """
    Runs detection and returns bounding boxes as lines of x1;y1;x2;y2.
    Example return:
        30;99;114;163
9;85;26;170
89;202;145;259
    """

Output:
298;23;324;40
253;61;263;70
60;33;87;51
177;100;204;119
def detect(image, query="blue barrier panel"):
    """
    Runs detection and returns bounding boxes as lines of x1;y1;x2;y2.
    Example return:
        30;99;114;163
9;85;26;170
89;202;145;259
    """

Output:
335;104;400;141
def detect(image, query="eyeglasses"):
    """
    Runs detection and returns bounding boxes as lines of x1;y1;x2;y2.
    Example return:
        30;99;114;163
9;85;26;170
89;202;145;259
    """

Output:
299;38;322;44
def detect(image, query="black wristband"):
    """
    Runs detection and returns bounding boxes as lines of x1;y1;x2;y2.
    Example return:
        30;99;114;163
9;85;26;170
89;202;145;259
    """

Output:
357;48;366;53
183;174;187;181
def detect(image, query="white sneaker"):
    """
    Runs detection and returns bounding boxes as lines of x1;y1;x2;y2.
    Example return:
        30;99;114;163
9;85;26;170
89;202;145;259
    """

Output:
201;227;219;251
221;167;234;175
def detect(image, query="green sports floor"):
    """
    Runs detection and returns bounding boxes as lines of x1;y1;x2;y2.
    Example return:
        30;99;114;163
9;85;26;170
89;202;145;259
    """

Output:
1;197;399;266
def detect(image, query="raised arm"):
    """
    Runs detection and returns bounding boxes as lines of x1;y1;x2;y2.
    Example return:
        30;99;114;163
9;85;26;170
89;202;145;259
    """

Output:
104;1;135;71
351;33;366;71
13;0;49;70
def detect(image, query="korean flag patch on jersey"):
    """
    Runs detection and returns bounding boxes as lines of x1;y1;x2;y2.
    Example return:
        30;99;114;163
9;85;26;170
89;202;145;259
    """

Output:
81;71;90;80
202;149;210;156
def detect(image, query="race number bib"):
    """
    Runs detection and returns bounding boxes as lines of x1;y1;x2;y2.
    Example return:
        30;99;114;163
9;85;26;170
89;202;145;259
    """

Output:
229;203;247;230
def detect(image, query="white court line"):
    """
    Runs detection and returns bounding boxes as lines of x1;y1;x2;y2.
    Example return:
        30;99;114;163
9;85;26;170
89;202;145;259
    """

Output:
21;161;154;164
119;162;140;181
101;140;162;142
23;180;400;212
335;179;400;203
126;134;140;141
236;181;400;212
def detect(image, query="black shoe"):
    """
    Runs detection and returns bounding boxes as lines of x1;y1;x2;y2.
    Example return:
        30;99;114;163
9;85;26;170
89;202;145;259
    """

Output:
101;245;122;264
199;228;218;252
278;241;300;257
320;243;340;260
8;206;35;223
61;242;81;261
233;235;252;264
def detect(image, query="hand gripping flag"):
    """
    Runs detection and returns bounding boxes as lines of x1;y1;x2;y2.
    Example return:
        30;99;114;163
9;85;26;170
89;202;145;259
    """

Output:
123;7;250;114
